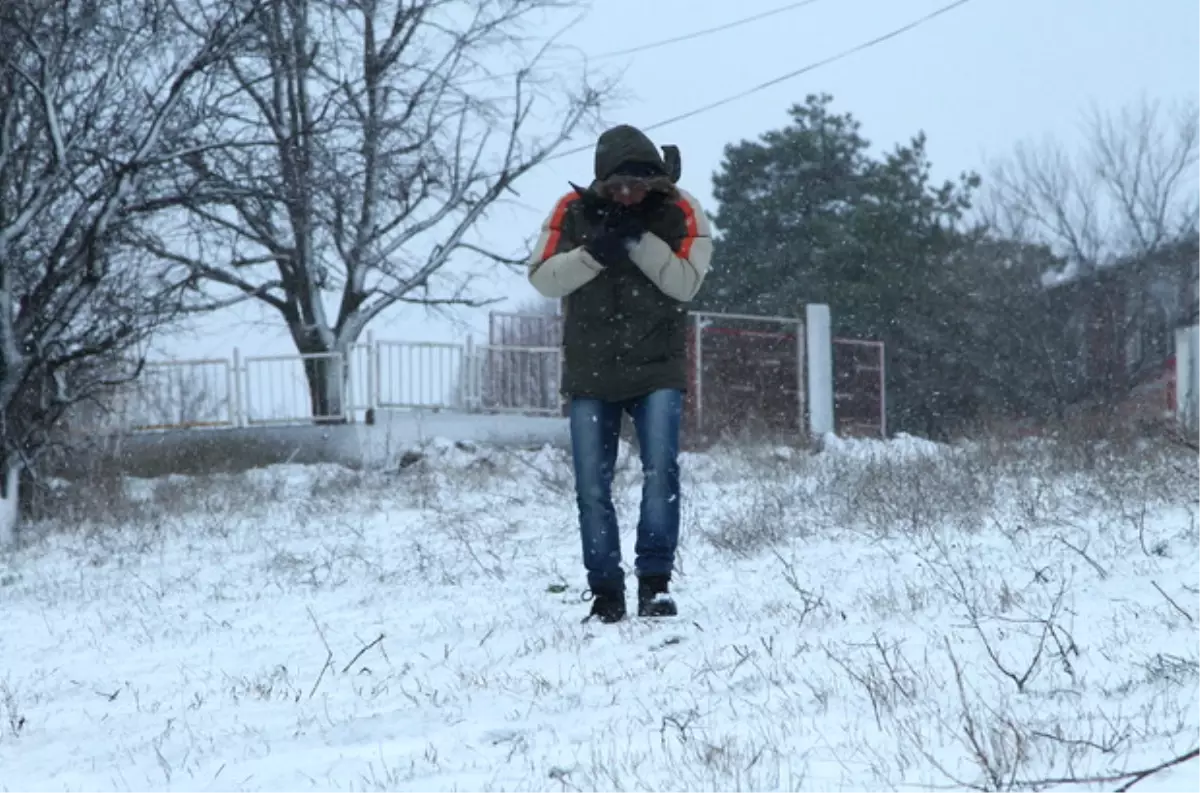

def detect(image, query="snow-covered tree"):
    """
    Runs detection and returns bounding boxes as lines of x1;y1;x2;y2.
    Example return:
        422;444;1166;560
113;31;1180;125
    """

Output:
0;0;254;546
144;0;610;422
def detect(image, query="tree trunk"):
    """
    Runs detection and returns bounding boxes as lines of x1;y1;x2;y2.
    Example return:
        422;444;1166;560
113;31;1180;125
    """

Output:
0;455;20;549
289;330;350;425
300;350;347;425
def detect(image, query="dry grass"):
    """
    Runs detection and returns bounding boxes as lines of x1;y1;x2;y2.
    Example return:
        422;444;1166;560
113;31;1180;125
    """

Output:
684;432;1197;793
19;419;1197;571
690;430;1196;557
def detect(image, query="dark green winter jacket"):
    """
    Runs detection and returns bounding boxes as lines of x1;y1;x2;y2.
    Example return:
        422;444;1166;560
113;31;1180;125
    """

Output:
527;125;713;401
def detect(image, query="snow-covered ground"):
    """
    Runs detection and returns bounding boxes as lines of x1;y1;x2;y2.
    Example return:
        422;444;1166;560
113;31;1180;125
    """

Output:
2;434;1198;792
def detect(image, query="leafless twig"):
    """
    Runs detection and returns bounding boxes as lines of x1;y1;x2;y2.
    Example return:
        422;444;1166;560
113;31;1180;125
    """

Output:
341;633;385;674
1055;534;1109;580
306;606;334;699
1150;580;1195;623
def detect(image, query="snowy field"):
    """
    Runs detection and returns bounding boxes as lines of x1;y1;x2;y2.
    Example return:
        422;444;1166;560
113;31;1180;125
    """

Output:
2;433;1198;792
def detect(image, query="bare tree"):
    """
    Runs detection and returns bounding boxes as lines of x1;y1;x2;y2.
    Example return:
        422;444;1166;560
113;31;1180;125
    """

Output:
987;96;1198;272
0;0;254;545
142;0;610;422
981;96;1199;405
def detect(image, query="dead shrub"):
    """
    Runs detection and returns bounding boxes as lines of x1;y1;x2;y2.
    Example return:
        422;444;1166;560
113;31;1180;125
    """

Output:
838;452;992;539
700;497;791;557
695;453;817;556
23;454;148;528
695;422;1194;554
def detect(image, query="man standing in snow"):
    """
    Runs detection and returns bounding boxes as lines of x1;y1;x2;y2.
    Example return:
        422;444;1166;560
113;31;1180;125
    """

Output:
527;124;713;623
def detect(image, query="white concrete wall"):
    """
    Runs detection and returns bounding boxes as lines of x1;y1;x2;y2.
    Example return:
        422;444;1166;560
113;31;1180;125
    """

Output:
114;410;570;474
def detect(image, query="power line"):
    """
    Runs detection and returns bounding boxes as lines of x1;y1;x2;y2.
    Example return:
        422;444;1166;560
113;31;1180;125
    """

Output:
545;0;975;164
646;0;973;133
470;0;830;86
586;0;829;62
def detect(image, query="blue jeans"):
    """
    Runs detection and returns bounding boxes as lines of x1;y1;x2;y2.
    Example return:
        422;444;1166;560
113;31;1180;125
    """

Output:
568;389;683;592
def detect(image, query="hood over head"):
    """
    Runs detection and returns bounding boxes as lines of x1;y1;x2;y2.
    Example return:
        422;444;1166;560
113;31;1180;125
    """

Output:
594;124;667;182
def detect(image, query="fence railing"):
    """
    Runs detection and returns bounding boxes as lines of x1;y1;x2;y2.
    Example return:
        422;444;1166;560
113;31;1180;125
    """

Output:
474;344;562;415
120;358;236;431
241;352;347;426
376;340;465;411
118;333;562;431
115;309;884;437
832;338;886;438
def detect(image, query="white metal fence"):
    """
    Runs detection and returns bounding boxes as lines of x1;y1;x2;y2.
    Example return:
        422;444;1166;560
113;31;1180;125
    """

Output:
120;358;236;430
376;341;464;410
118;333;563;431
473;343;562;414
117;307;851;437
242;352;347;426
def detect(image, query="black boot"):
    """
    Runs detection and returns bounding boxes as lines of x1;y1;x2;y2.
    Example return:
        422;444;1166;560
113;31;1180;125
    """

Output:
582;586;626;624
638;575;677;617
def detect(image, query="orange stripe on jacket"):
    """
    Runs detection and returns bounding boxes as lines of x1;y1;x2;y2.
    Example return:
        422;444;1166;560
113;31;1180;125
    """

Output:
534;193;579;263
674;196;701;259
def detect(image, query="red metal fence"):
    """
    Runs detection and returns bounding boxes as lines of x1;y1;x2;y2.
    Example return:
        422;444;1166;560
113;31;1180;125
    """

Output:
486;310;887;438
833;338;886;437
687;312;804;437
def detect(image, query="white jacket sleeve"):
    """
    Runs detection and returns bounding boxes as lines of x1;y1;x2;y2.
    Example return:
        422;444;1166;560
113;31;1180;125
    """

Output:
624;188;713;302
527;193;604;299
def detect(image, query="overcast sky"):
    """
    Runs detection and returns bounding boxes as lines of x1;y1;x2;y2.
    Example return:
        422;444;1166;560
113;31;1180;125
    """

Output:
156;0;1199;361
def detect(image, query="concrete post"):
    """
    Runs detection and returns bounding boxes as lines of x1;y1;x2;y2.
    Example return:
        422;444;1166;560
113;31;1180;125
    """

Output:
231;347;243;428
1176;325;1199;432
464;335;477;412
805;303;835;439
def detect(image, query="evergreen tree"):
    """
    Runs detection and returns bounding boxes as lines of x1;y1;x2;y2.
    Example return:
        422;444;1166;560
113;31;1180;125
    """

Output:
700;95;1084;436
699;94;986;435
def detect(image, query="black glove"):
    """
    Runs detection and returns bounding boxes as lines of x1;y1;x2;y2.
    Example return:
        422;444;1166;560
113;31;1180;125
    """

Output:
586;206;646;266
585;227;630;266
637;190;671;216
570;181;610;223
604;208;644;240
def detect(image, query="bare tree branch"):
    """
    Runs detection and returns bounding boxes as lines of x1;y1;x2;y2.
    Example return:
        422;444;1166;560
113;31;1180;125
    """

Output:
455;241;530;268
0;0;255;544
984;95;1198;273
144;0;611;420
977;96;1199;408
